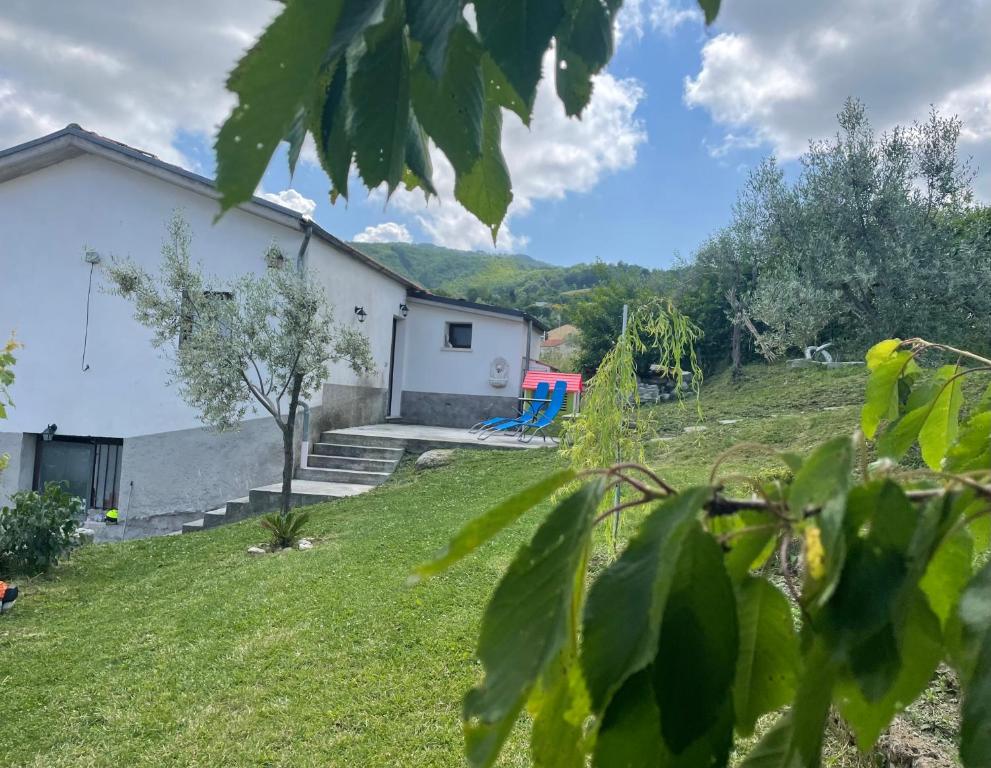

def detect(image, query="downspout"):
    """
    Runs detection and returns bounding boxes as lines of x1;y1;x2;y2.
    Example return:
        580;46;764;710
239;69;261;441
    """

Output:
296;218;313;272
297;219;314;469
520;317;533;406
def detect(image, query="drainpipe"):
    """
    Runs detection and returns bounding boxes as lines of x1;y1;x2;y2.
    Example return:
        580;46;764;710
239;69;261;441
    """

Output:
520;317;533;410
298;401;311;470
296;219;314;468
296;218;313;272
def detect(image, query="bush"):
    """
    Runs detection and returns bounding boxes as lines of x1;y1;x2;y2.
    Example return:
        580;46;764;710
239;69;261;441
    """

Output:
259;509;310;549
0;483;85;575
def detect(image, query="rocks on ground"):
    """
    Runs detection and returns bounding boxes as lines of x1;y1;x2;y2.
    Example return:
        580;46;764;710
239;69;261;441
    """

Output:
415;449;455;471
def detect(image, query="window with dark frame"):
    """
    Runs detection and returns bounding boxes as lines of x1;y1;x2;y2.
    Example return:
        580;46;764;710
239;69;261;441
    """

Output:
33;435;123;510
446;322;473;349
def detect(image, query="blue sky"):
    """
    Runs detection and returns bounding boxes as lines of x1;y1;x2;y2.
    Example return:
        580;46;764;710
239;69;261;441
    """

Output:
208;10;773;269
2;0;989;270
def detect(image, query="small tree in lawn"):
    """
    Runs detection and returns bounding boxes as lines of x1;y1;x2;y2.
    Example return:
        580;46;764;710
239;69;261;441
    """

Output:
105;213;374;517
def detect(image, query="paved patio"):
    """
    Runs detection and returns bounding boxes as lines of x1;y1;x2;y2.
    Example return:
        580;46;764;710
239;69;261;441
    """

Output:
328;423;554;451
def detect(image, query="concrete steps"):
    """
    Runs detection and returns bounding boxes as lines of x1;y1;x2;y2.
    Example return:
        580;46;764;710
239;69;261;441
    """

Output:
318;431;408;450
182;429;405;534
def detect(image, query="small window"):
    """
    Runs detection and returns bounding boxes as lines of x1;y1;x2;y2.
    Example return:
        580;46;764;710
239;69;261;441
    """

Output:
445;322;473;349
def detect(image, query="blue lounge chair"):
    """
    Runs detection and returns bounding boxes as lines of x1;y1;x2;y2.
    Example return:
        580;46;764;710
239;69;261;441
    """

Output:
518;381;569;443
480;380;567;441
469;381;549;434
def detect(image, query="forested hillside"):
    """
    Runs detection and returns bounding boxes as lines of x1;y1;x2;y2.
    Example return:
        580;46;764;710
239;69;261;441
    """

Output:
353;242;676;327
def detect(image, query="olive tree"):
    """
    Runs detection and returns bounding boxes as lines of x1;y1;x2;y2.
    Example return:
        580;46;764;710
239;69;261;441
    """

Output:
105;213;374;516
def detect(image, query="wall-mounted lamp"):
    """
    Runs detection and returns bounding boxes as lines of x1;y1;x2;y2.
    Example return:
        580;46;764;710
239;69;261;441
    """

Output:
42;423;58;442
399;303;409;318
354;305;367;323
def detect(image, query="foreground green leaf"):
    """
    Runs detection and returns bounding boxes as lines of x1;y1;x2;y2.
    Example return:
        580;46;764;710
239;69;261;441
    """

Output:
406;0;460;77
309;57;352;201
530;650;587;768
414;468;575;579
958;561;991;767
215;0;345;210
862;350;913;439
653;524;738;753
581;487;711;713
739;645;836;768
918;365;964;470
463;479;605;768
592;669;661;768
411;23;485;176
733;577;801;736
789;436;853;515
945;412;991;472
454;87;514;242
920;525;974;628
837;591;942;750
350;7;411;193
474;0;566;114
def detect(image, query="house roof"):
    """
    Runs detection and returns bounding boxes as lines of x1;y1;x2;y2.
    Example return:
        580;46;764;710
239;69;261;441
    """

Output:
545;324;579;342
523;371;583;393
407;291;549;332
0;124;421;291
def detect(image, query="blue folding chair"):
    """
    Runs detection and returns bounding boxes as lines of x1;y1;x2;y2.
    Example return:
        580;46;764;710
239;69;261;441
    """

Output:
518;381;569;443
469;381;549;434
480;380;567;441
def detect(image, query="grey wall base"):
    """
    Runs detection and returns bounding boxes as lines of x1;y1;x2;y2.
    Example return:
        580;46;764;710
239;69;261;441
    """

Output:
0;431;36;507
400;391;519;429
118;413;308;533
319;383;387;432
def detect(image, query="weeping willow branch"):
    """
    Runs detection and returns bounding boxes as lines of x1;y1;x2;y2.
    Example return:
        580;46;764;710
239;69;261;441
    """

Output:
562;299;704;546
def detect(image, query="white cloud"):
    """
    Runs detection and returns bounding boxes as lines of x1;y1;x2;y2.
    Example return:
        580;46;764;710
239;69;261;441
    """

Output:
353;222;413;244
0;1;278;167
617;0;701;43
387;52;647;252
258;188;317;218
682;0;991;196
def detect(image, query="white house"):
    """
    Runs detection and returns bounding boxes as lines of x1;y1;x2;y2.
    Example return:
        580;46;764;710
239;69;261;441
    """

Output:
0;125;545;533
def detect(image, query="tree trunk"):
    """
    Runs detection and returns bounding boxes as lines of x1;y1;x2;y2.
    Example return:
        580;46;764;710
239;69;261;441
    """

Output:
280;372;305;517
731;318;742;380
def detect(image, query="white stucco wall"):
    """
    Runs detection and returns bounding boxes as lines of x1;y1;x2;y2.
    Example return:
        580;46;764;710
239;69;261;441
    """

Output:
0;152;401;439
401;298;531;397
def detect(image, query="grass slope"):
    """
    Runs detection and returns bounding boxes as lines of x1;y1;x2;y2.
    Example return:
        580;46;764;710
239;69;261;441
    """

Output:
1;363;957;766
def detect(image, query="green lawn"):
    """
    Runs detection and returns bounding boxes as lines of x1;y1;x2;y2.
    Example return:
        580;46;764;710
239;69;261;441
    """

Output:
4;362;954;766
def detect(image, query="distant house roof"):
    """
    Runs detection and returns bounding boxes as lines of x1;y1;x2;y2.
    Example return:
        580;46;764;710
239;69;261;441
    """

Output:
545;323;578;341
0;124;421;291
407;291;549;332
523;371;583;393
541;337;565;348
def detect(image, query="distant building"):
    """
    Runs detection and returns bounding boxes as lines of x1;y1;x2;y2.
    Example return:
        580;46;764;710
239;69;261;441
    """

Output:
540;324;580;361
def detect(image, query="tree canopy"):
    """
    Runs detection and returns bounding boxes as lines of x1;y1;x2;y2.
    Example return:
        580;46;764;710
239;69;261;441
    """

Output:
214;0;721;240
682;99;991;367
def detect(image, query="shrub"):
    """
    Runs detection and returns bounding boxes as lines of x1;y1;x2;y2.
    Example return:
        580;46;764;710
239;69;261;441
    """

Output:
0;483;85;575
259;509;309;549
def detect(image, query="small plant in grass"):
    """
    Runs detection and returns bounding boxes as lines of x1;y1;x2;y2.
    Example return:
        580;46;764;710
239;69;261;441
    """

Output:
260;509;310;550
0;483;85;575
415;337;991;768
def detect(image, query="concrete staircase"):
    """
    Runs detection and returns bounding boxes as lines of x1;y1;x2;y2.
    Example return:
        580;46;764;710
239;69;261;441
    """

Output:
181;429;405;534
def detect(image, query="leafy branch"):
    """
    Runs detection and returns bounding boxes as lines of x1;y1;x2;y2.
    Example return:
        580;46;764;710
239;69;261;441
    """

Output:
414;337;991;768
214;0;723;238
